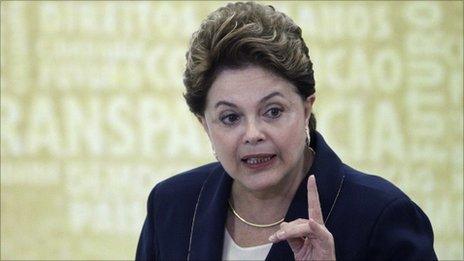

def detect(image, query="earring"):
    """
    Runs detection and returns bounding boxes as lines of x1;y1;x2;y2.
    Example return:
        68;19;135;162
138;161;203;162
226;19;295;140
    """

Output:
212;147;218;161
306;126;316;155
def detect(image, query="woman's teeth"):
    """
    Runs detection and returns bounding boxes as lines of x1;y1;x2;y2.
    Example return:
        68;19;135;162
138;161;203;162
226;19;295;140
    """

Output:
246;156;272;164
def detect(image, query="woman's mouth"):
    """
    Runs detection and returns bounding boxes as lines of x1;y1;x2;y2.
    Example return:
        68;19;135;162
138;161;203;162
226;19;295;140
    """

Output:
241;154;276;170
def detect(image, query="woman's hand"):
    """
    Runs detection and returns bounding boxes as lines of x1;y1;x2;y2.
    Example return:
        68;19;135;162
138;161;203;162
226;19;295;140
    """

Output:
269;175;336;260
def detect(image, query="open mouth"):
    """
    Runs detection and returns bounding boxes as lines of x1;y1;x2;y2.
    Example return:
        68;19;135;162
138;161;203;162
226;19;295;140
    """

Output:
241;154;276;169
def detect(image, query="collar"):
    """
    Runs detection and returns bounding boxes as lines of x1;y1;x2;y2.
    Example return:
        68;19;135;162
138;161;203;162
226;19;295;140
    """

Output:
187;131;345;260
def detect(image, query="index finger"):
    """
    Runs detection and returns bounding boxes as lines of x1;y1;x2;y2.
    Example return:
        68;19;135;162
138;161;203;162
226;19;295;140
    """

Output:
307;175;324;224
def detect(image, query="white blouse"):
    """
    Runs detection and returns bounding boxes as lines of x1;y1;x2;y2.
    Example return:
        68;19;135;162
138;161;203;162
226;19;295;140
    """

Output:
222;228;273;260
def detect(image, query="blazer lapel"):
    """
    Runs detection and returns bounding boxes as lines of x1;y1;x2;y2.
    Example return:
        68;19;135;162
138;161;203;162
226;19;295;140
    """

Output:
188;165;232;260
309;131;345;226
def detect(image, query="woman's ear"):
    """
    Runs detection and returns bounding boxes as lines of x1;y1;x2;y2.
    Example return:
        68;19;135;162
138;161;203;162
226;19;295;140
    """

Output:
304;94;316;125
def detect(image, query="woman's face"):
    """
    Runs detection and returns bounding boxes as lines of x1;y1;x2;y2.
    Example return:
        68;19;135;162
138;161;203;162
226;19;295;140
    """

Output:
200;65;315;192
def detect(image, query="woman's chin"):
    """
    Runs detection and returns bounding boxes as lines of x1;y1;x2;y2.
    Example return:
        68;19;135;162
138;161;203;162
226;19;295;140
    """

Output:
237;172;284;193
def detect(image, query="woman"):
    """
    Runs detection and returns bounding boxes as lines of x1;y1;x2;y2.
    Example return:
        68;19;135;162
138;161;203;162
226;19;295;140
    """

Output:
137;2;436;260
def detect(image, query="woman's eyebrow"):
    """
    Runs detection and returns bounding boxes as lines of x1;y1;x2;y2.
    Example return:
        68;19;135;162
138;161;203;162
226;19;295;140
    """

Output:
260;91;284;104
214;92;284;109
215;101;238;109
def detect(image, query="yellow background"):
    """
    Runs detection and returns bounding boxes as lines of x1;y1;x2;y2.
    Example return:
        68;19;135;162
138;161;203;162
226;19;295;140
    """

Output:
1;1;462;260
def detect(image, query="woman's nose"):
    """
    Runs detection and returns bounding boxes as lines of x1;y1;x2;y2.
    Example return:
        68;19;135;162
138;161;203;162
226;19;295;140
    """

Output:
243;120;265;145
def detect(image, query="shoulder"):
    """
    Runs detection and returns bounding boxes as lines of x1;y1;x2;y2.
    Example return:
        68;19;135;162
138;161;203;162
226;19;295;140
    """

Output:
334;163;422;230
137;162;223;260
150;162;222;200
144;162;223;227
332;164;436;259
340;164;408;203
340;165;437;258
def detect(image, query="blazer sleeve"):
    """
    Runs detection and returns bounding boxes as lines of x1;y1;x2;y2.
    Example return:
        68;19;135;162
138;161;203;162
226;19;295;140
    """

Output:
136;185;159;261
367;196;437;260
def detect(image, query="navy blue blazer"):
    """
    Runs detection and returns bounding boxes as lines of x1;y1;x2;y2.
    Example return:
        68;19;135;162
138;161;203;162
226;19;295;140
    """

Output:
136;132;437;260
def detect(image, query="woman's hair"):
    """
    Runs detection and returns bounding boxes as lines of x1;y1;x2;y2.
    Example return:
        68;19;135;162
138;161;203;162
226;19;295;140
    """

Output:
183;1;316;132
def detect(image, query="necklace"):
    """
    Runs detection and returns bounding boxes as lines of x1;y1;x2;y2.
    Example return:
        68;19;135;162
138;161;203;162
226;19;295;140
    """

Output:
228;200;285;228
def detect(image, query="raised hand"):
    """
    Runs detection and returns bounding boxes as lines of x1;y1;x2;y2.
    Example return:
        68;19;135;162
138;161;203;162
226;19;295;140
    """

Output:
269;175;336;260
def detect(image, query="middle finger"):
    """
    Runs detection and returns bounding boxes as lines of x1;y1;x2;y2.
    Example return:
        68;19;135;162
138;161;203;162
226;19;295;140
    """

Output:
269;221;312;243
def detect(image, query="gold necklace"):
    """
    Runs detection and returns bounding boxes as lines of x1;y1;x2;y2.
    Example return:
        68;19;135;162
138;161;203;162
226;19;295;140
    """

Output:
228;200;285;228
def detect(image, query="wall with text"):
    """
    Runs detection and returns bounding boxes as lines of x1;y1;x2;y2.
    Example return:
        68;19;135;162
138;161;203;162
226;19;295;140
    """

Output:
1;1;462;259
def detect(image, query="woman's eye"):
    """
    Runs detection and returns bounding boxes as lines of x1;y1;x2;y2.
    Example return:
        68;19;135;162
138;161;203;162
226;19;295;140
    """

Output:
265;107;283;119
220;114;240;125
